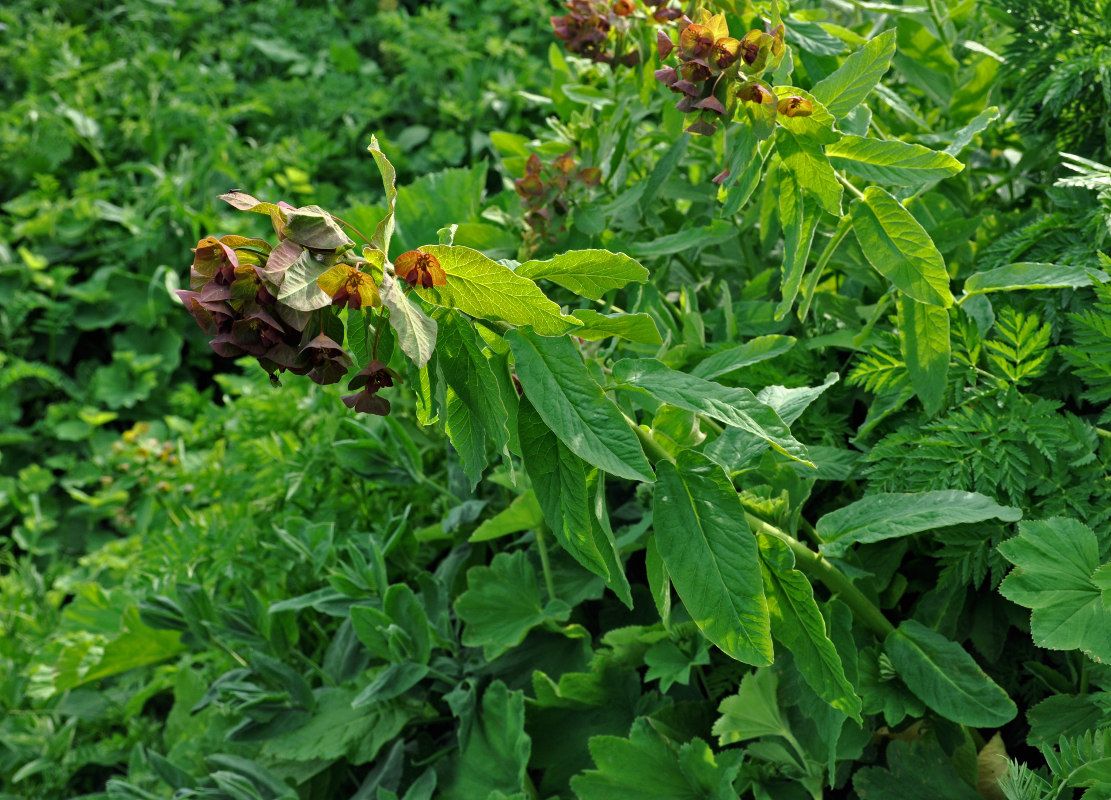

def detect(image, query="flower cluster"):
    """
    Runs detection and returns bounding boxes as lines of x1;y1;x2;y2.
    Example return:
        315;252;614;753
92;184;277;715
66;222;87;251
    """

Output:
550;0;647;66
514;151;602;244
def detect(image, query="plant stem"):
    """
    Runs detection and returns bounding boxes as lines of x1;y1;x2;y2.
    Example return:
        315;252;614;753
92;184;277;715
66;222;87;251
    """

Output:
836;172;866;201
535;522;559;602
329;213;374;249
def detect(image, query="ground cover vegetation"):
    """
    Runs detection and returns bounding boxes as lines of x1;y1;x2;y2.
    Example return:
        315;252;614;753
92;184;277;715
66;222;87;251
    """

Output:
2;0;1111;797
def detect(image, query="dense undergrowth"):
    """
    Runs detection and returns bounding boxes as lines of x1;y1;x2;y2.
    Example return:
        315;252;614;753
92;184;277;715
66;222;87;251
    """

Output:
3;0;1111;798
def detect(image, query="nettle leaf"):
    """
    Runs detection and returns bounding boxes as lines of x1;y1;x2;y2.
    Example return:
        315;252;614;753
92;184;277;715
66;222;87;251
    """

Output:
757;534;863;722
850;186;953;307
380;273;436;368
276;249;332;311
776;129;843;217
652;450;773;666
811;29;896;119
507;329;654;483
414;245;580;335
962;262;1111;297
816;491;1021;557
368;136;397;257
282;205;353;250
613;358;811;466
571;718;743;799
999;518;1111;664
884;620;1017;727
713;667;792;745
442;681;531;800
453;550;572;660
692;335;798;381
514;250;648;300
826;136;963;186
570;309;663;345
897;294;950;415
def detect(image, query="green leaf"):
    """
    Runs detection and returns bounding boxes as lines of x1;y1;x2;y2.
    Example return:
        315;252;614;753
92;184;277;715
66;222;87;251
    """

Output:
962;263;1111;297
692;335;798;380
469;491;544;542
776;168;821;321
884;620;1017;727
346;308;370;367
414;246;580;335
514;250;648;300
850;186;953;307
826;136;963;186
811;29;896;119
629;219;736;258
442;681;531;800
652;450;772;665
854;738;982;800
276;249;331;311
944;106;1000;156
613;358;811;466
454;550;572;660
713;667;792;745
816;491;1021;557
380;273;437;368
368;136;397;256
444;386;488;490
999;518;1111;664
773;86;839;144
436;310;509;462
570;309;663;344
282;205;353;250
776;129;843;216
572;719;743;799
757;534;863;722
351;662;429;707
644;639;709;692
507;329;654;483
897;294;950;414
639;134;689;214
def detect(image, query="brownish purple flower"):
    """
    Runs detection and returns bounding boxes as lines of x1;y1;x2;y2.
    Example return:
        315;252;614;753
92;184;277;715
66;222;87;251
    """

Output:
394;250;447;289
342;360;399;416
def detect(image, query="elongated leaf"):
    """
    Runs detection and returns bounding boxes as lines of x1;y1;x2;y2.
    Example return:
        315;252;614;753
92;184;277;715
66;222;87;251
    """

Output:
757;534;862;721
571;309;662;344
346;308;370;368
850;186;952;307
444;386;487;489
630;219;735;258
515;250;648;300
613;358;811;466
962;262;1111;297
776;168;821;321
414;246;580;335
826;136;963;186
507;329;654;483
776;129;843;216
816;491;1021;557
944;106;1000;156
368;136;397;256
276;249;331;311
898;294;950;414
885;620;1017;726
999;518;1111;664
469;491;544;542
436;310;509;461
811;29;896;119
640;134;689;213
380;273;436;368
652;450;772;665
692;335;798;380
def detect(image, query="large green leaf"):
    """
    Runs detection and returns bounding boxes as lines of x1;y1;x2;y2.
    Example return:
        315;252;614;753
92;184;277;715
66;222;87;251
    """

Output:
811;29;896;119
613;358;811;466
570;309;662;345
454;550;572;660
572;719;743;799
897;294;950;415
442;681;531;800
282;205;353;250
652;450;772;665
776;129;843;217
436;310;509;460
962;263;1111;297
414;246;580;335
691;335;798;381
826;136;963;186
514;250;648;300
884;620;1017;727
444;386;488;489
854;738;982;800
776;168;820;321
367;136;397;256
850;186;953;307
276;249;331;311
713;667;792;745
507;329;654;482
816;490;1021;557
380;272;437;368
469;491;544;543
998;518;1111;664
758;534;862;722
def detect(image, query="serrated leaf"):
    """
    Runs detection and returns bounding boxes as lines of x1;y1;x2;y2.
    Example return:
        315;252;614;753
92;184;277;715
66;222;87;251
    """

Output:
816;491;1021;557
613;358;811;466
380;273;436;368
826;136;963;186
898;294;950;414
436;310;509;464
757;534;862;722
692;335;798;380
276;249;332;311
962;263;1111;297
413;246;579;335
884;620;1017;727
514;250;648;300
442;681;531;800
811;29;896;119
454;550;571;660
998;518;1111;664
652;450;773;665
570;309;662;344
776;129;843;216
713;667;791;745
507;329;654;483
850;186;953;307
